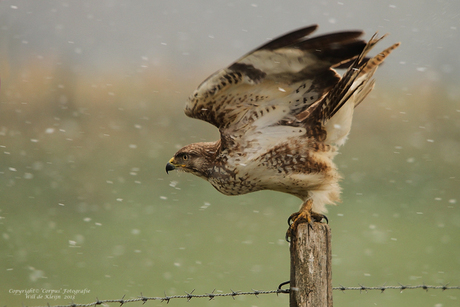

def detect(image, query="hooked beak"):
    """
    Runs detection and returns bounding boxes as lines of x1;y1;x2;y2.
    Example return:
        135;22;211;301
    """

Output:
166;158;176;174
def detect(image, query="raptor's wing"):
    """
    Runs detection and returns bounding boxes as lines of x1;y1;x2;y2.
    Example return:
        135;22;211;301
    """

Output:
184;25;397;150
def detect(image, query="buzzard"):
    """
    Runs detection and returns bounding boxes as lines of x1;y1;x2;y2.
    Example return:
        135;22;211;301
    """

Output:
166;25;399;240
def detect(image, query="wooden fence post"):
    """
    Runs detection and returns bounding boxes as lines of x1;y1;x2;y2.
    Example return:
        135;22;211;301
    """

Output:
289;222;332;307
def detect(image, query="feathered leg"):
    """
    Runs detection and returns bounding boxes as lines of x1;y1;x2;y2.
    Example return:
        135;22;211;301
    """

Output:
285;199;328;241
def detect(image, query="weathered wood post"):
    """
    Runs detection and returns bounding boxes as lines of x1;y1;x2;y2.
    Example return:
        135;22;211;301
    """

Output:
289;223;332;307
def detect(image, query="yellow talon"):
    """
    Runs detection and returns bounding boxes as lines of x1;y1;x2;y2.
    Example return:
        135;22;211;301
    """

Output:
285;200;327;242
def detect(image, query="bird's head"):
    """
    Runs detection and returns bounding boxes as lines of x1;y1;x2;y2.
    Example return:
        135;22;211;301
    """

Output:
166;142;219;180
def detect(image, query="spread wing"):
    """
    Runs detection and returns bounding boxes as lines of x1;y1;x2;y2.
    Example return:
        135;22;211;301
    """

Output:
184;25;397;151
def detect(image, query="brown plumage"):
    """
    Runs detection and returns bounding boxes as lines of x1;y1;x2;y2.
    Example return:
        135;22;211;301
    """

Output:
166;25;399;239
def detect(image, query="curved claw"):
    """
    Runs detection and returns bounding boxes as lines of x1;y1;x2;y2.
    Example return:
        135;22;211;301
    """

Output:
287;212;299;226
285;210;328;242
311;212;328;224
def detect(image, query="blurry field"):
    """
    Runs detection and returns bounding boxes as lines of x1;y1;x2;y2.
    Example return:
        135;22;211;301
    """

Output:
1;58;459;307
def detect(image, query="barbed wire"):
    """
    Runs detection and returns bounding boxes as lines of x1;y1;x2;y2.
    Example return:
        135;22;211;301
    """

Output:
25;284;460;307
333;284;460;293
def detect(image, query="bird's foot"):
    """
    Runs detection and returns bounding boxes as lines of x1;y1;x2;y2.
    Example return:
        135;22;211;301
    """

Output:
285;210;328;242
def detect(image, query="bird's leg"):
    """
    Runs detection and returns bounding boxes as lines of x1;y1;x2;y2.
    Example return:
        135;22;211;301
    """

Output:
285;199;328;242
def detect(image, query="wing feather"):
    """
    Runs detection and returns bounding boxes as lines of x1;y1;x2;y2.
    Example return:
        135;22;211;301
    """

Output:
185;25;366;132
184;26;398;149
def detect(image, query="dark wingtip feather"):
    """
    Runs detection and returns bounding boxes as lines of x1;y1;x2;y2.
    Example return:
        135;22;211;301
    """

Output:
296;30;364;50
297;31;366;67
254;24;319;51
247;26;366;69
318;40;368;67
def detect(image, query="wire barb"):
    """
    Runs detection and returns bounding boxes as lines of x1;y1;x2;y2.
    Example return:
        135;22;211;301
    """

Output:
161;291;171;304
139;292;148;305
119;294;126;307
206;289;216;301
185;289;195;302
358;284;367;294
230;289;240;300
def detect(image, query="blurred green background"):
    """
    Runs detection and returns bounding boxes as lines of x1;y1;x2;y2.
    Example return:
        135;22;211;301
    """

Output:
0;1;459;306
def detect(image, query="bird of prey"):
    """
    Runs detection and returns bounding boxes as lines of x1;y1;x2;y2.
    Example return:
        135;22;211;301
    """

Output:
166;25;399;240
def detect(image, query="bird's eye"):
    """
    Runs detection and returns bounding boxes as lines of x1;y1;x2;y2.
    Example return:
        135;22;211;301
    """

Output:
182;154;188;161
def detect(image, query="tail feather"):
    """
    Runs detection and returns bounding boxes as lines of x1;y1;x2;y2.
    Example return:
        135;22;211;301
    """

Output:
311;33;400;124
360;40;401;76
